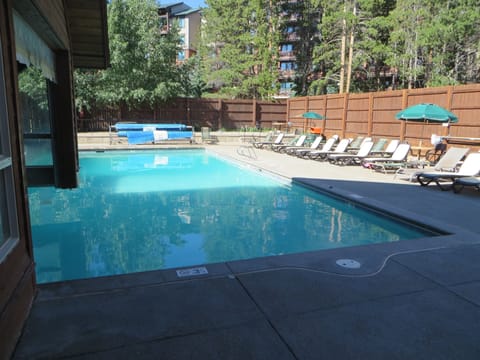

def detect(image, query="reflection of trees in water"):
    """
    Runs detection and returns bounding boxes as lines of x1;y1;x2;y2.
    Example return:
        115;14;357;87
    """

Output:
329;208;343;243
29;166;414;282
29;184;192;279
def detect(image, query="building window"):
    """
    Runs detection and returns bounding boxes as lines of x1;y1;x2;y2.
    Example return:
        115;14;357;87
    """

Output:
280;62;296;70
159;15;169;33
178;51;185;60
178;18;185;28
15;12;77;188
280;82;293;90
285;26;296;33
281;44;293;52
0;39;19;254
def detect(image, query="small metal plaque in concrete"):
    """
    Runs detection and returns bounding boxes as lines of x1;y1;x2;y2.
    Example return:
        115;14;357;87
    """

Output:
176;266;209;277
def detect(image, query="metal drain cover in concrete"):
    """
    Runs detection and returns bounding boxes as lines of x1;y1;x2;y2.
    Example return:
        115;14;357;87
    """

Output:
336;259;361;269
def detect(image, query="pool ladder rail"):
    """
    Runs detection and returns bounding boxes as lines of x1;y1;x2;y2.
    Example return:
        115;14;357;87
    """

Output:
236;144;257;160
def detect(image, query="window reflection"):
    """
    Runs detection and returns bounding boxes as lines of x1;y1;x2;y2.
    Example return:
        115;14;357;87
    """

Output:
18;65;53;167
0;174;9;246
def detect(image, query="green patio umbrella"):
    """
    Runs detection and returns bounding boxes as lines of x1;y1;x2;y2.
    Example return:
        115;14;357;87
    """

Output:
297;111;325;132
395;103;458;138
301;111;325;120
395;103;458;123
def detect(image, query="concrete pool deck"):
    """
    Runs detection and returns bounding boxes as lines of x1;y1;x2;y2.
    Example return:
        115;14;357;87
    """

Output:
13;142;480;359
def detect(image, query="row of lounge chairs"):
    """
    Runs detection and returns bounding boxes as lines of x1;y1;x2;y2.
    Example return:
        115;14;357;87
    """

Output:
254;133;406;166
252;132;480;194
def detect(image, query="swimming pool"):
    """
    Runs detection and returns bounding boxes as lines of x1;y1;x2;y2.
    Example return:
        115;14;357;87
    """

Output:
28;149;435;283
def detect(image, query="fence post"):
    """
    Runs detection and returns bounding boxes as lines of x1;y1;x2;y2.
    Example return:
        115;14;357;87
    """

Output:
217;99;223;130
341;93;348;138
286;98;291;128
444;86;454;136
400;89;407;141
187;98;191;126
252;99;257;128
323;95;327;132
367;92;374;136
303;96;310;132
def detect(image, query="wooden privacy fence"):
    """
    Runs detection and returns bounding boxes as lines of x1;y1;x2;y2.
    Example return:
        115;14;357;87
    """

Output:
78;84;480;149
287;84;480;147
77;98;287;132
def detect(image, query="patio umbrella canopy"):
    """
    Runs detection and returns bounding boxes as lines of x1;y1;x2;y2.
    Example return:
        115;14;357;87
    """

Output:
395;103;458;123
395;103;458;139
301;111;325;120
297;111;325;132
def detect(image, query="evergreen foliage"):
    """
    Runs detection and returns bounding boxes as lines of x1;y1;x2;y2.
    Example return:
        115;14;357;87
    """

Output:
74;0;192;110
200;0;281;99
73;0;480;107
201;0;479;96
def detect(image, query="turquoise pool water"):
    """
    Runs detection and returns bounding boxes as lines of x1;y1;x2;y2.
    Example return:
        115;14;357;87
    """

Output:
28;149;434;283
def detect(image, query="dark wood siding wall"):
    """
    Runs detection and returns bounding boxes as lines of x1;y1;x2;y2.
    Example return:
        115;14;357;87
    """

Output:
1;0;108;356
66;0;109;69
13;0;67;49
33;0;69;48
0;2;36;358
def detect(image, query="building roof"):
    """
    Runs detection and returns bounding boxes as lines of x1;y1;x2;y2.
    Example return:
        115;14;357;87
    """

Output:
177;8;201;16
158;2;193;16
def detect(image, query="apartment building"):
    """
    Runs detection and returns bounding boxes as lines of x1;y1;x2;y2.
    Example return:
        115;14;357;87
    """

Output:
277;0;321;98
158;2;202;63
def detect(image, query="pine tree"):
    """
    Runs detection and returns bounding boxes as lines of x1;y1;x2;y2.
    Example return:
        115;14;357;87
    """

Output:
75;0;186;109
201;0;281;99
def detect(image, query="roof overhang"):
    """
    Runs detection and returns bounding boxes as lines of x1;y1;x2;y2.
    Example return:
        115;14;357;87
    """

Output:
66;0;110;69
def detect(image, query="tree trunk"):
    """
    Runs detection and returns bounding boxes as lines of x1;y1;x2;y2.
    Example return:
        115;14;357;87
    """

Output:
345;2;356;94
339;3;347;93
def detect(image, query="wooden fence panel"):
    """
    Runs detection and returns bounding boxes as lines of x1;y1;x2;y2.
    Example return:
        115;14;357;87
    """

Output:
345;94;369;137
450;85;480;138
288;84;480;149
257;100;287;128
77;98;287;131
187;98;220;129
79;84;480;149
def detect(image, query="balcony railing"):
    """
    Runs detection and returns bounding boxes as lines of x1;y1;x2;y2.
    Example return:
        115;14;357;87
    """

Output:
279;51;295;60
278;69;296;79
285;33;299;41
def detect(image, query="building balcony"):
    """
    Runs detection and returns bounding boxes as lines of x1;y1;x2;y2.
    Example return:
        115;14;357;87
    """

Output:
279;51;296;61
285;33;299;41
278;69;296;79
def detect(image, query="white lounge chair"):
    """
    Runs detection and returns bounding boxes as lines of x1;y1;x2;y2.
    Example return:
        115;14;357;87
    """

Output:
346;137;372;153
272;134;306;153
299;136;338;159
361;143;411;171
288;135;324;156
252;132;274;148
254;133;284;149
395;146;469;181
417;152;480;191
308;138;351;161
328;141;374;165
368;139;400;157
345;136;365;152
